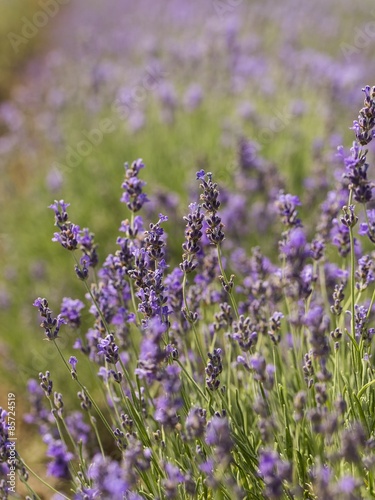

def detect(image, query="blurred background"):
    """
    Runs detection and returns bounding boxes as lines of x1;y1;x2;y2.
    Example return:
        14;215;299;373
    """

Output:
1;0;375;494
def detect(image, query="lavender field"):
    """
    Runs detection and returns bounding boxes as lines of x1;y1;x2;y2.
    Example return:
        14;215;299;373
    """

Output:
1;1;375;498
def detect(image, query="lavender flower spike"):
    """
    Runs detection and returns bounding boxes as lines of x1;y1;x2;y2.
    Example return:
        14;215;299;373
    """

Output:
49;200;81;251
33;297;67;340
120;158;149;212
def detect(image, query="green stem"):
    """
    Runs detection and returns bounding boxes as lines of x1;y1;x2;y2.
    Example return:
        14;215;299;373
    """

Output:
88;411;106;458
176;359;208;402
182;272;205;362
348;203;356;348
216;244;239;320
22;460;70;500
357;378;375;399
52;340;114;438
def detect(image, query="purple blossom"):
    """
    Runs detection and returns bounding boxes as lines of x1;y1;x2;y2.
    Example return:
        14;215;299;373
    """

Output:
205;348;223;391
89;453;129;496
33;297;67;340
231;315;258;351
163;462;187;499
275;192;301;227
180;202;204;274
330;218;351;258
122;437;152;488
335;475;360;495
60;297;85;327
279;227;307;257
249;353;276;389
77;228;98;268
356;255;375;291
205;415;232;465
68;356;78;373
185;407;207;440
48;200;70;224
135;317;167;382
44;436;73;479
49;201;81;252
304;306;330;360
120;159;149;212
359;209;375;243
154;365;183;428
351;85;375;145
258;449;291;499
97;334;119;364
65;412;90;445
198;171;225;245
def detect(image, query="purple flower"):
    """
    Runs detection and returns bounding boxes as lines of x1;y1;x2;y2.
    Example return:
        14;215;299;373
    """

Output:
44;436;73;479
275;192;301;227
68;356;78;373
198;171;225;245
33;297;67;340
336;475;359;494
144;215;168;262
205;348;223;391
60;297;85;327
120;159;149;212
304;306;330;360
259;449;291;499
154;365;183;428
356;255;375;291
330;218;351;258
351;85;375;146
185;407;207;440
249;353;275;389
163;462;187;499
180;202;204;274
48;200;70;225
77;228;98;268
279;227;307;257
135;317;167;382
49;201;81;251
354;304;374;343
359;209;375;243
97;334;119;364
205;415;232;465
89;453;129;496
231;315;258;351
123;437;152;488
65;412;90;445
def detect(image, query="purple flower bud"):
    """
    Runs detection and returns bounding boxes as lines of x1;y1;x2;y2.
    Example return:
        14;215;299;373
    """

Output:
68;356;78;372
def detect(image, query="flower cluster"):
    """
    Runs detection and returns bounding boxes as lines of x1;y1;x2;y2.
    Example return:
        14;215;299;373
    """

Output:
16;86;375;499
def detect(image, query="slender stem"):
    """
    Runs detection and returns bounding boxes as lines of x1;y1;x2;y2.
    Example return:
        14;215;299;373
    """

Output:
216;244;239;320
176;359;209;402
22;461;71;500
348;191;356;348
182;272;205;362
357;378;375;399
88;411;106;458
52;340;114;438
